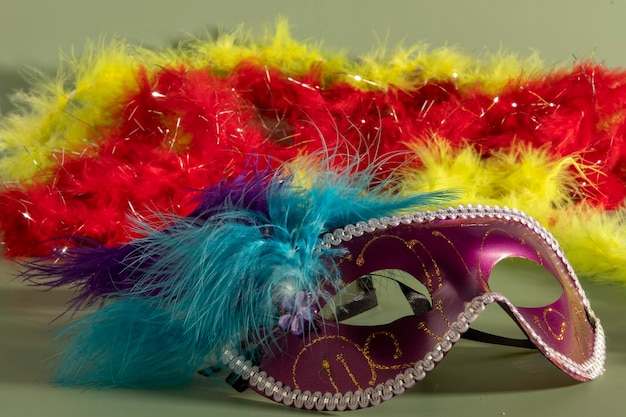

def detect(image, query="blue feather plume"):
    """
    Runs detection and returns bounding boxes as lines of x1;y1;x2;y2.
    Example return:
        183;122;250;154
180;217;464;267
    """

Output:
52;300;206;387
33;160;452;388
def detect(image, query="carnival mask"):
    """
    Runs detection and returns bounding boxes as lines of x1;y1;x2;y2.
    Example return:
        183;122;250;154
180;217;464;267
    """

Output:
233;205;605;410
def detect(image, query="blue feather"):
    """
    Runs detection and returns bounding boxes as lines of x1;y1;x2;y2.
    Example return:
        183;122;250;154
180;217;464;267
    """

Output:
52;300;207;387
44;161;453;387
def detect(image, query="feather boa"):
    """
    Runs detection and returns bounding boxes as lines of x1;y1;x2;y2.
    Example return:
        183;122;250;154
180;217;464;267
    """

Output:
24;162;449;387
2;20;626;286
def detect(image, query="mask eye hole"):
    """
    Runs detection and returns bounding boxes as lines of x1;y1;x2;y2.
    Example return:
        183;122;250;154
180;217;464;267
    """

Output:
320;269;433;325
488;257;564;308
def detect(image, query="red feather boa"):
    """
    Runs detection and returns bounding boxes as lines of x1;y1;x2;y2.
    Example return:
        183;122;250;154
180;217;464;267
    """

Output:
2;61;626;256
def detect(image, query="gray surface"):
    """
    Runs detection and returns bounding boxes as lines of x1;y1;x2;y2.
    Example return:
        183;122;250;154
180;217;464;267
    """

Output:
1;259;624;417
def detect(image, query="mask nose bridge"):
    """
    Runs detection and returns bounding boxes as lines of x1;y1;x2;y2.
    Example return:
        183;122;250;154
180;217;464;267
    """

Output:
459;293;538;349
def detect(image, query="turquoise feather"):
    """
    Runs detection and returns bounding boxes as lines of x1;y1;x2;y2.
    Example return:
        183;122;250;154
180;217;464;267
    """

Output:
50;164;452;387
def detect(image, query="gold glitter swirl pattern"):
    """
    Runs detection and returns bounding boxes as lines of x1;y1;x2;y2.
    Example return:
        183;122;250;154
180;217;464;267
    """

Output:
292;335;377;391
292;329;427;392
430;230;480;285
353;233;442;291
533;307;567;341
356;234;417;267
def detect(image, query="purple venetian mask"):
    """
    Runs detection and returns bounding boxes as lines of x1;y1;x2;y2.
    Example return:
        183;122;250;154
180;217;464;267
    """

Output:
221;205;605;410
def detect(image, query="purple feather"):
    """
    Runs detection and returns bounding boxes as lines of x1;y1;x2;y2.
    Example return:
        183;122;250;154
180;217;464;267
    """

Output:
188;159;274;219
21;242;150;309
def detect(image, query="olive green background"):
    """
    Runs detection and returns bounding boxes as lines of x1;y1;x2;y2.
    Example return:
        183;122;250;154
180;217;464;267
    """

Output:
1;1;625;416
3;0;626;113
